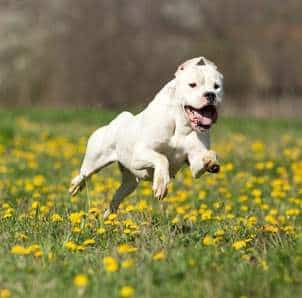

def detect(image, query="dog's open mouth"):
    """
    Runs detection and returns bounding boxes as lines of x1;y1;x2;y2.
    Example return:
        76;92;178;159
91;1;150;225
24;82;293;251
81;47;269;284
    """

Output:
184;104;218;130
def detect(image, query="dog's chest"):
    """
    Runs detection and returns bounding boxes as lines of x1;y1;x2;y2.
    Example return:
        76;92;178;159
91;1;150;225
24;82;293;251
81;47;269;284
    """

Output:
162;134;187;176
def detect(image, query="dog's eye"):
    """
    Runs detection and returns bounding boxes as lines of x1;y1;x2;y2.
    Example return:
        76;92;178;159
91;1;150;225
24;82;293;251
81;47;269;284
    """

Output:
214;83;220;90
189;83;197;88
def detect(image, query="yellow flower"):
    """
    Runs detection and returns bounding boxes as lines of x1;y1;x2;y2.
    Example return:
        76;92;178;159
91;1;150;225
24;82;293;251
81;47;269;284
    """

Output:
251;189;262;197
224;162;234;171
265;214;278;225
0;289;10;298
10;245;30;255
198;190;206;200
286;208;300;217
51;213;63;222
202;235;215;246
263;225;279;233
33;175;45;187
240;205;248;212
152;250;166;261
201;209;212;221
83;239;96;246
71;226;82;233
73;274;88;287
251;142;264;152
88;207;100;215
136;199;149;211
260;260;269;271
64;241;78;251
31;201;39;209
282;225;294;234
69;212;84;225
232;240;247;250
117;244;138;254
171;216;181;224
214;229;225;237
120;286;135;298
122;259;134;269
103;256;119;272
97;227;106;234
239;195;248;202
108;213;117;221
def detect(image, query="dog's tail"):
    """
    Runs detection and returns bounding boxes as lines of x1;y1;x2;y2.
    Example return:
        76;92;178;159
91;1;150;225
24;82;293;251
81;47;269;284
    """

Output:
69;174;86;196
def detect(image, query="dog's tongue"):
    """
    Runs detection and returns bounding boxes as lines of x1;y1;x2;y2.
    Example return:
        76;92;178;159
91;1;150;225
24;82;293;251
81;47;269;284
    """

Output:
199;115;212;126
200;105;217;125
190;106;217;126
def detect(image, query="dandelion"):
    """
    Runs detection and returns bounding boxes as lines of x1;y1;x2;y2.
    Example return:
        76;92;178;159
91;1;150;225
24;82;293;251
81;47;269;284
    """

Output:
64;241;78;251
31;201;39;209
33;175;45;187
202;235;215;246
10;245;30;255
214;229;225;237
51;213;63;222
251;142;264;152
117;244;138;254
232;240;247;250
83;239;96;246
121;259;134;269
103;256;119;272
201;209;212;221
88;207;100;215
120;286;135;298
0;289;10;298
69;212;84;225
263;225;279;233
73;274;88;287
260;260;269;271
171;216;181;224
71;226;82;233
152;250;166;261
286;208;300;217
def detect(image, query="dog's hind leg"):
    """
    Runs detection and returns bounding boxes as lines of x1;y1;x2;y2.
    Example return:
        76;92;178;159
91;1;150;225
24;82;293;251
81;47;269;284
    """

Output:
69;126;117;196
103;164;138;219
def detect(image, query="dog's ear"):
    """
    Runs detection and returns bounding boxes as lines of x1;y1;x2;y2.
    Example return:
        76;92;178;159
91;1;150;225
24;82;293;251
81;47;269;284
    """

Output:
175;57;208;77
200;56;218;69
197;58;205;66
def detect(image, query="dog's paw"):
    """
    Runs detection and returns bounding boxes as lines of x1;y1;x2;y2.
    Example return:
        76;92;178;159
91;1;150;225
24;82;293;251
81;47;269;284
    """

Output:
203;150;220;174
152;168;170;200
69;175;86;196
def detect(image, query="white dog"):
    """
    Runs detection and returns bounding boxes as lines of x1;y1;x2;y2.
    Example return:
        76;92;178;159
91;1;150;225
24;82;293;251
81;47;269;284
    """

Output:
69;57;224;218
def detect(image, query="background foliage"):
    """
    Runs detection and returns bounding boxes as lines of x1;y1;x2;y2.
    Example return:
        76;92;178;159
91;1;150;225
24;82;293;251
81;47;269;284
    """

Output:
0;1;301;115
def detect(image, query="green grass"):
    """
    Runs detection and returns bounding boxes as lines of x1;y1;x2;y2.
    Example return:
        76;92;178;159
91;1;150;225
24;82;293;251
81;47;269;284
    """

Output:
0;108;302;298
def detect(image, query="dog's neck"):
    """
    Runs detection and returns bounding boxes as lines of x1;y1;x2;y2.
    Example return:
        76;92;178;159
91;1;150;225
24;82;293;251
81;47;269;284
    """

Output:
162;79;210;137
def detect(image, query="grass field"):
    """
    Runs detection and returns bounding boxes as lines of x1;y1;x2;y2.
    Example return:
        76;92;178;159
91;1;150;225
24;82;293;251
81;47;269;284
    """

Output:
0;109;302;298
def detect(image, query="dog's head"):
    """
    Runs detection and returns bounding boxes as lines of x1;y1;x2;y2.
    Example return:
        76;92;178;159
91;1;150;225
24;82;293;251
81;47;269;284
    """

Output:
174;57;223;132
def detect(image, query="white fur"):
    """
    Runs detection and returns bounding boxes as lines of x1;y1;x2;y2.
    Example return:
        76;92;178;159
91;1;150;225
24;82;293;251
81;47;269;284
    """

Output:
69;56;224;218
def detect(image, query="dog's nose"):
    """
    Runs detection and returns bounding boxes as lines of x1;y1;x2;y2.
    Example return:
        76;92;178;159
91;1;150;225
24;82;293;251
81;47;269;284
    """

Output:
204;92;216;104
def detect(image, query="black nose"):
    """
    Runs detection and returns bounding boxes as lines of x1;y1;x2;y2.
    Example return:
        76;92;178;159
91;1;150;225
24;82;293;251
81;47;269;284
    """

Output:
204;92;216;104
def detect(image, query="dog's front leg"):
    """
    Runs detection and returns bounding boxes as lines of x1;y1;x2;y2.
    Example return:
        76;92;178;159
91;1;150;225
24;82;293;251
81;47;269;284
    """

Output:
185;131;220;178
132;146;170;199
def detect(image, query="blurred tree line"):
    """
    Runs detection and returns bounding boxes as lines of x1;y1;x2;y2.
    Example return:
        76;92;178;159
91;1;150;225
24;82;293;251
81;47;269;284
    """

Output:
0;0;301;112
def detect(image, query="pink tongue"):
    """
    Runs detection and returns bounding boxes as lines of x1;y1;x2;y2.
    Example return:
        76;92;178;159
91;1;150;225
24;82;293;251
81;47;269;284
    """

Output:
200;116;212;125
191;110;213;126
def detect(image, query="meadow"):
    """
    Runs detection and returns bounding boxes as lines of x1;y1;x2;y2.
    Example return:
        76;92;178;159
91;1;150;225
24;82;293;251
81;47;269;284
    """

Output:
0;109;302;298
